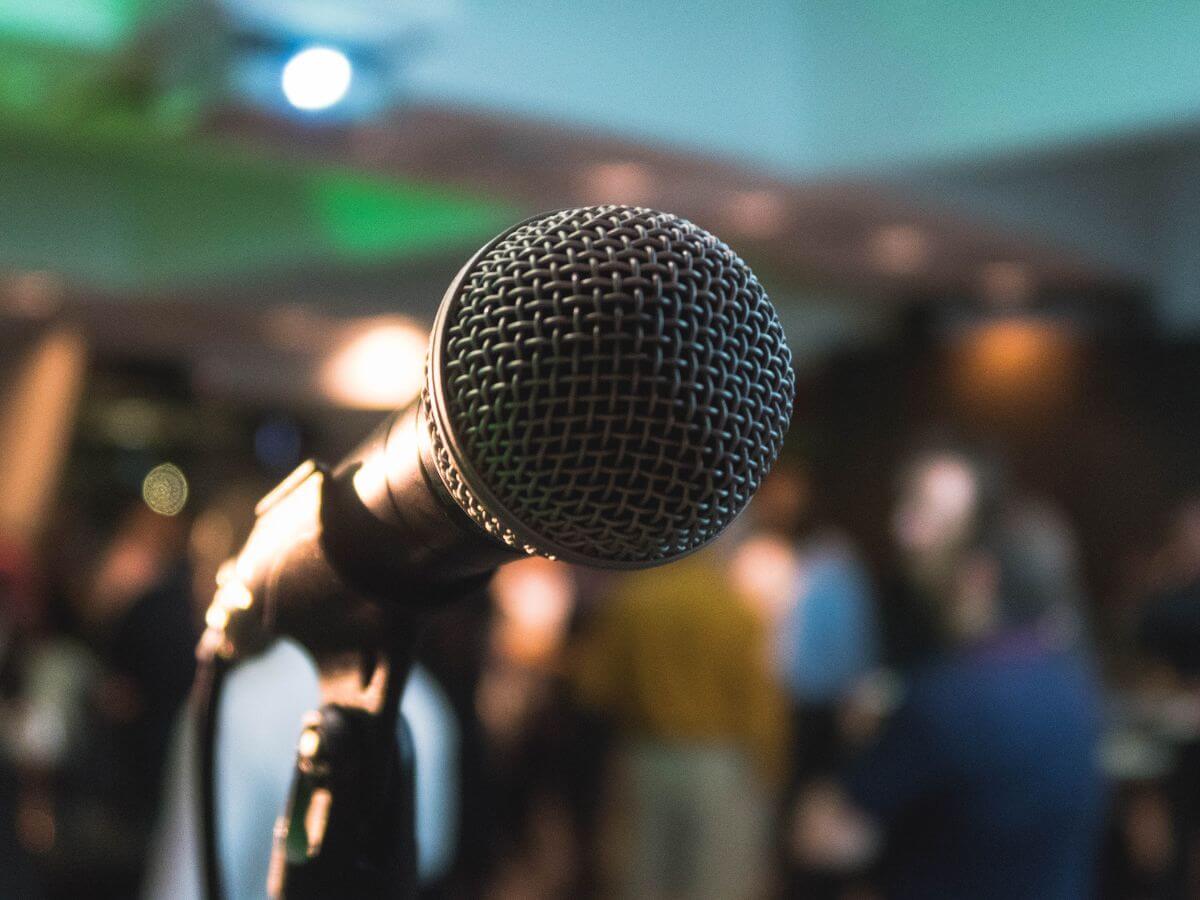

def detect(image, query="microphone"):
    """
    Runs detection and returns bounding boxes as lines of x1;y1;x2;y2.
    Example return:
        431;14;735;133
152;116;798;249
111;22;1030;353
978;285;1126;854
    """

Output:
205;205;795;656
196;205;794;900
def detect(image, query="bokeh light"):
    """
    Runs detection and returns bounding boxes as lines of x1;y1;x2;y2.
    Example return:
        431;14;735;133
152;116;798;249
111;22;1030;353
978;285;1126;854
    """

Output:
142;463;189;516
321;318;427;410
490;557;575;667
281;46;353;112
952;318;1080;420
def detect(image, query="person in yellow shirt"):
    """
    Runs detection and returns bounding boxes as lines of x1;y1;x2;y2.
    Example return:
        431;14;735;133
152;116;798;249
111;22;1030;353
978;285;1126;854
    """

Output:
573;536;788;900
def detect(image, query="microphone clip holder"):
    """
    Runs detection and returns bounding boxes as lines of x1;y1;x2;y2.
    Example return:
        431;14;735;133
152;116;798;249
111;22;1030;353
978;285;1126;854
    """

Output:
267;644;417;899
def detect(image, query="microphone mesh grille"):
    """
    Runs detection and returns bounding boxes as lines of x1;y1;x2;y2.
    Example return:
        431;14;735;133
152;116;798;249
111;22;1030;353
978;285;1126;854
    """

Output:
429;205;794;566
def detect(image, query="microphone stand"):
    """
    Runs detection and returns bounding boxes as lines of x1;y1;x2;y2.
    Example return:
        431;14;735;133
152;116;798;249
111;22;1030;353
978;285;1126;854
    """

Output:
267;642;418;899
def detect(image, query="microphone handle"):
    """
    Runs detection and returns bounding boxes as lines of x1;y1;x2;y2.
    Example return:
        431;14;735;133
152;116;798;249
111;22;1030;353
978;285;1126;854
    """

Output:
208;404;510;664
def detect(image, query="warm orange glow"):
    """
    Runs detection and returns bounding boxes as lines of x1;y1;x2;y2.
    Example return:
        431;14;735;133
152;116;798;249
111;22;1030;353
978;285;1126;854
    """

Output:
725;190;788;239
971;320;1054;375
731;533;798;621
953;318;1078;415
580;162;652;204
490;557;575;667
0;328;87;541
870;225;930;275
321;317;427;410
189;508;236;565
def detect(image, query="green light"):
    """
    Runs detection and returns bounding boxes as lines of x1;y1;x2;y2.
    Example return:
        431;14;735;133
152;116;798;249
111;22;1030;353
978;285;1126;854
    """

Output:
0;0;153;52
311;173;516;261
0;108;520;291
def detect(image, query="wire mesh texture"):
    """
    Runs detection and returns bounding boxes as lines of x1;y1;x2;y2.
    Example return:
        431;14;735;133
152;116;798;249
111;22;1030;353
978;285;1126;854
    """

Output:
426;205;795;567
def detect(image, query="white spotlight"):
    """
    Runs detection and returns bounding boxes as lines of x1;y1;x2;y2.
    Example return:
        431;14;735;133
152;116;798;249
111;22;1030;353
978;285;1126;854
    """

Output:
321;318;427;410
281;46;353;112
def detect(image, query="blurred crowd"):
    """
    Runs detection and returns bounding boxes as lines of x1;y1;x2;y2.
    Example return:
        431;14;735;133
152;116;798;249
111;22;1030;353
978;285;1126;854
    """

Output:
2;432;1200;900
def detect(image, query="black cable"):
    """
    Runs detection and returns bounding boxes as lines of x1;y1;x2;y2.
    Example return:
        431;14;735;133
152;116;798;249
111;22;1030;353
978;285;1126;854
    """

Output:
193;652;228;900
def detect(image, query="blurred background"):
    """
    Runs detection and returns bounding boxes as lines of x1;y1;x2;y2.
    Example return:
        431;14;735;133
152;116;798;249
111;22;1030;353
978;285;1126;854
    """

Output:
3;2;1200;898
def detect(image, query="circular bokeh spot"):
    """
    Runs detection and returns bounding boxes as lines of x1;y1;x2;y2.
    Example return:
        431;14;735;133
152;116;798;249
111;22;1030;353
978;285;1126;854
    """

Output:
142;463;189;516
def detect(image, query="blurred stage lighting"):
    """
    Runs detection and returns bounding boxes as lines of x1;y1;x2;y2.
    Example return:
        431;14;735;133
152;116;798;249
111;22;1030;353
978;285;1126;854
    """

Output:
725;190;787;240
951;317;1080;417
5;271;64;319
321;318;426;410
490;557;575;667
870;225;930;276
281;46;353;111
143;463;189;516
731;533;797;621
963;319;1067;382
580;162;652;205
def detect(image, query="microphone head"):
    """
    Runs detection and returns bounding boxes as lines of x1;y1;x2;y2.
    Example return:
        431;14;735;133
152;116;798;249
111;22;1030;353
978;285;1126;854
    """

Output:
423;205;794;568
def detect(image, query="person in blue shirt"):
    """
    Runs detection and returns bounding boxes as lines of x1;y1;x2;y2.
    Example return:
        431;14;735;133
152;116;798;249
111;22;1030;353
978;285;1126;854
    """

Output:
748;464;880;779
793;446;1107;900
780;535;878;711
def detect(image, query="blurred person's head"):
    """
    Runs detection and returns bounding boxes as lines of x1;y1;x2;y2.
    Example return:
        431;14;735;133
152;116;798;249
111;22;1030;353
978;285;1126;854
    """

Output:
749;461;811;538
1156;495;1200;588
85;500;188;631
993;501;1084;632
941;500;1084;644
892;439;1006;602
730;530;798;623
489;556;575;668
732;463;810;622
